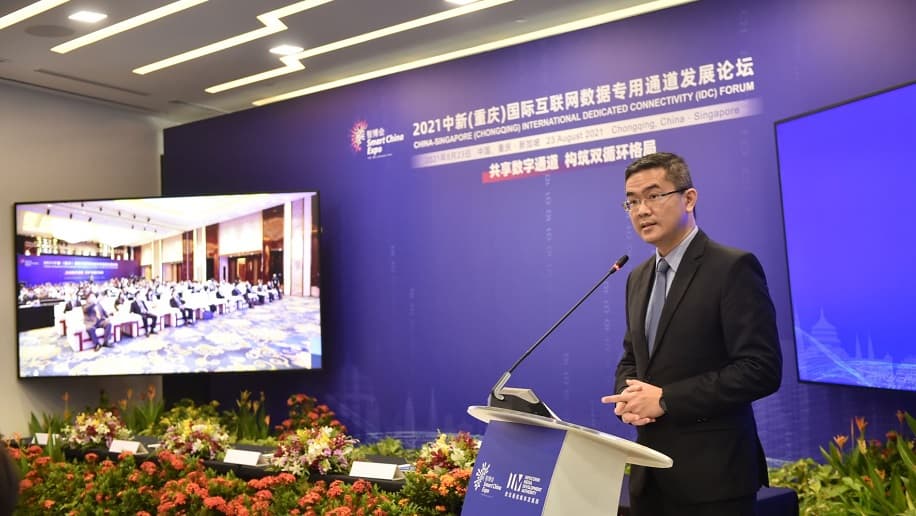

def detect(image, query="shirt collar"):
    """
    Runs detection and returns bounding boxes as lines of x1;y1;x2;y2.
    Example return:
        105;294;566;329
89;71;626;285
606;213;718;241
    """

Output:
656;225;699;274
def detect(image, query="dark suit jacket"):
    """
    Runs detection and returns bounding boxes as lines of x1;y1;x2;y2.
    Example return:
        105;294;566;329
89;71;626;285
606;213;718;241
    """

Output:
614;230;781;504
82;302;109;327
130;299;150;315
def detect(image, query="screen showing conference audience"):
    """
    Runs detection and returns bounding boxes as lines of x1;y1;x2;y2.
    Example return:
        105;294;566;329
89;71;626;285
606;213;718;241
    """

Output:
776;80;916;392
15;192;323;378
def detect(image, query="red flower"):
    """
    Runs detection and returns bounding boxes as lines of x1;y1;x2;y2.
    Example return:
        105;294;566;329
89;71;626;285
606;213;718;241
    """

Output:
84;452;99;464
42;499;55;509
328;480;345;498
204;496;227;509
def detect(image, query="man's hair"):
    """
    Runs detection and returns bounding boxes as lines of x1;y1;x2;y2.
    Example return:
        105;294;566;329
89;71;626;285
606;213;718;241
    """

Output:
624;152;694;190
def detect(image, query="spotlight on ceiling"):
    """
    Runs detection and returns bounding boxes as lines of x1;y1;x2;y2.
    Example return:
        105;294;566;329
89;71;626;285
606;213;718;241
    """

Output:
269;44;304;56
69;10;108;23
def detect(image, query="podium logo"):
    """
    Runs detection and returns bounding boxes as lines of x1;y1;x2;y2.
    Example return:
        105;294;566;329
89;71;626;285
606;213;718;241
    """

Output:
507;472;524;491
473;461;490;491
504;471;544;506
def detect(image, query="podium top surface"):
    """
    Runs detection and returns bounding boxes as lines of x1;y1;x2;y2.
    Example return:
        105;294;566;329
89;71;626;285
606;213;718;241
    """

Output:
468;405;673;469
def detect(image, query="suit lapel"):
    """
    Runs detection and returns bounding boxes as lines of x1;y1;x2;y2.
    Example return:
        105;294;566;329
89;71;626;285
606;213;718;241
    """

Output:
649;230;708;362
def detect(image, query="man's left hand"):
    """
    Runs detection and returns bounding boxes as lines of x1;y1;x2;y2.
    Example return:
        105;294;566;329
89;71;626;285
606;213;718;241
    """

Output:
602;379;665;421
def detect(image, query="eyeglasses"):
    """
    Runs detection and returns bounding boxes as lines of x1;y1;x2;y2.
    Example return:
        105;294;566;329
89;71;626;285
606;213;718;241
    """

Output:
622;188;688;213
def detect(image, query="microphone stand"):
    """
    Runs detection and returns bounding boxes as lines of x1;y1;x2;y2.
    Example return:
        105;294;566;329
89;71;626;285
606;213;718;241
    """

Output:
488;255;629;419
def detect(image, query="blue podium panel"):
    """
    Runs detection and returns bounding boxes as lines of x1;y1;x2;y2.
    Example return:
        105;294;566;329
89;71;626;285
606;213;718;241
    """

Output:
462;420;566;516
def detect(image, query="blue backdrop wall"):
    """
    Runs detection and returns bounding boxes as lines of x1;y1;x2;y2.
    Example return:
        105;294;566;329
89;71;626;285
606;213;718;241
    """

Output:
161;0;916;461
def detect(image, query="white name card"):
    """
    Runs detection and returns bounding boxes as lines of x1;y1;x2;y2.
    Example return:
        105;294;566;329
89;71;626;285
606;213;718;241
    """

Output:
349;461;405;480
223;449;268;467
109;439;148;454
32;433;60;445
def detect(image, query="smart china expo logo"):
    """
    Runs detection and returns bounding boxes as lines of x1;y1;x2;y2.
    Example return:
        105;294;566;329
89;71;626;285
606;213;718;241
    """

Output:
349;120;368;153
349;119;405;159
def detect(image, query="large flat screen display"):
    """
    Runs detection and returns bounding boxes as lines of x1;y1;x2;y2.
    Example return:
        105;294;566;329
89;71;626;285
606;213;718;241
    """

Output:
776;81;916;392
15;192;322;377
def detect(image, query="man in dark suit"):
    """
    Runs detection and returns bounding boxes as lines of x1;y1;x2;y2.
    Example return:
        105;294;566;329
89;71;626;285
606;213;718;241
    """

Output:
82;292;112;351
130;293;158;337
169;289;194;325
603;152;782;516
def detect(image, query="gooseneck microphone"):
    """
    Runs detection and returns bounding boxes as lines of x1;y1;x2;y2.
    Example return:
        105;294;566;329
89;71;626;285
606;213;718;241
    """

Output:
488;255;629;419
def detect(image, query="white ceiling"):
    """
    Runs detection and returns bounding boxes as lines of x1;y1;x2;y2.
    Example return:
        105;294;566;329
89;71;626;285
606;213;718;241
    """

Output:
0;0;686;125
17;192;313;247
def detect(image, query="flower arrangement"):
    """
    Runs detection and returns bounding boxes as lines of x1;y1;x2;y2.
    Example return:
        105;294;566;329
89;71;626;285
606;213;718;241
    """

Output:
120;385;165;436
269;425;358;477
770;410;916;515
159;418;230;460
297;479;401;515
399;431;480;515
223;390;272;442
16;442;401;516
276;393;347;435
62;408;130;450
151;398;221;436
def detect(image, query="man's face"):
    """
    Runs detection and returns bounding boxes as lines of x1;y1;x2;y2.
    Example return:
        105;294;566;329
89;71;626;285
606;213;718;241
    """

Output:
624;167;695;255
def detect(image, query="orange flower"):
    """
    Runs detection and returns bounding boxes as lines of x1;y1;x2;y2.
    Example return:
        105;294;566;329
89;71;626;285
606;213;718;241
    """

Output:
204;496;227;509
855;416;868;435
126;388;134;401
62;392;70;403
42;499;55;509
147;384;156;401
887;430;898;441
898;410;906;425
833;434;848;448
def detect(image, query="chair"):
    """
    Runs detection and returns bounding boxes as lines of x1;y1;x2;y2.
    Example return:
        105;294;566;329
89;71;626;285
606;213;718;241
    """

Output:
64;309;108;352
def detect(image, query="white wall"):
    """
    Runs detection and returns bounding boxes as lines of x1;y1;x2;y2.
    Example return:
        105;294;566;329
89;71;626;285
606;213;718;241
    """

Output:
0;82;163;437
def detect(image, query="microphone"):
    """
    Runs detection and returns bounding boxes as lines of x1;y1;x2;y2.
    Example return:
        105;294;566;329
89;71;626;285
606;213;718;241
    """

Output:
488;255;629;419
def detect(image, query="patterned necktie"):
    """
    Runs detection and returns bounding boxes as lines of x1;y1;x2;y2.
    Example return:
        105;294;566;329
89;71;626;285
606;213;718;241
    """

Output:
646;259;670;356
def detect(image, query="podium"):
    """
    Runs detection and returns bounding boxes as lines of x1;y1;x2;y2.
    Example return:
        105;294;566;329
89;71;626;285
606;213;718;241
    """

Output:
462;406;672;516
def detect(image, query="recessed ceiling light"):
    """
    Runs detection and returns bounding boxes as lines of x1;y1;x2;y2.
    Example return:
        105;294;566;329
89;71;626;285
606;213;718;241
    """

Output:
133;0;331;75
269;44;304;56
206;0;512;94
253;0;696;106
68;10;107;23
52;0;207;54
0;0;71;31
